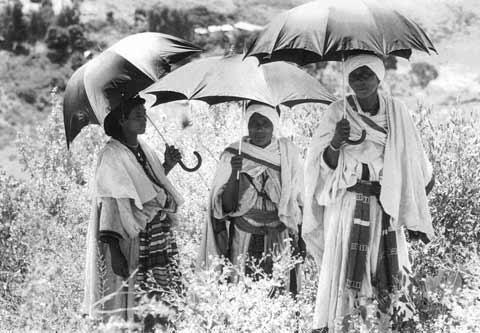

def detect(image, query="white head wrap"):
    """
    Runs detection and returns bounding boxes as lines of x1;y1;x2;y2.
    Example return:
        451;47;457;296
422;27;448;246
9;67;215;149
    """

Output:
245;102;280;136
345;54;385;82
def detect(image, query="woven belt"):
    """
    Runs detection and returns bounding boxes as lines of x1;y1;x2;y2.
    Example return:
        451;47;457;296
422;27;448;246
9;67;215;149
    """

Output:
231;215;286;235
347;179;381;197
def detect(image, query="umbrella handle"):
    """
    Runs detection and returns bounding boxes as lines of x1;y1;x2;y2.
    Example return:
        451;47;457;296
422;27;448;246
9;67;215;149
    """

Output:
178;151;202;172
345;129;367;145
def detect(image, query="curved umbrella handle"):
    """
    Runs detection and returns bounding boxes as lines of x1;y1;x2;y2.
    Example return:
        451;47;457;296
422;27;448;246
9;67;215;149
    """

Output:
345;130;367;145
178;151;202;172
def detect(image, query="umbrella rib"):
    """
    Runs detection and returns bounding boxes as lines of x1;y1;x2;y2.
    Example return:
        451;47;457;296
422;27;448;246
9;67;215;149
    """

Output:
271;12;291;53
363;0;385;55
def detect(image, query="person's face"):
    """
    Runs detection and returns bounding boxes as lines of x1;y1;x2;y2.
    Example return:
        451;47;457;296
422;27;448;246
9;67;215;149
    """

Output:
348;66;380;99
248;112;274;148
120;104;147;136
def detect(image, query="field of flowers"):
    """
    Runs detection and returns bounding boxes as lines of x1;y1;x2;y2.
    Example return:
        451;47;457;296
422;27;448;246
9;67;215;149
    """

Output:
1;82;479;332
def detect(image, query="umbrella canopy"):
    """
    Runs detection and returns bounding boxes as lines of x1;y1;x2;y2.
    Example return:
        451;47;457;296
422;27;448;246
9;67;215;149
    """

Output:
63;32;202;147
144;54;335;107
245;0;437;65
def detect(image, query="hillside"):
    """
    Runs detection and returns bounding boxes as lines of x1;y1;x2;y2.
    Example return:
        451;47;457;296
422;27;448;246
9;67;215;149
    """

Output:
0;0;479;180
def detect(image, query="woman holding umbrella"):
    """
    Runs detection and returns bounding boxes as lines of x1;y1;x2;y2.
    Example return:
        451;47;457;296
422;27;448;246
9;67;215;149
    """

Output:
303;54;435;331
83;96;185;325
199;102;306;294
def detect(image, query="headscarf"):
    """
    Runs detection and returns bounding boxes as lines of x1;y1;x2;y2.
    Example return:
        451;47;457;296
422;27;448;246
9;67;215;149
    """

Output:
245;101;280;136
103;95;146;139
345;54;385;82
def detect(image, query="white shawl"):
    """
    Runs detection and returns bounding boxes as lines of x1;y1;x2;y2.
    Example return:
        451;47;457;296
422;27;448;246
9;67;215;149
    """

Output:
198;137;304;268
303;94;434;269
83;138;184;317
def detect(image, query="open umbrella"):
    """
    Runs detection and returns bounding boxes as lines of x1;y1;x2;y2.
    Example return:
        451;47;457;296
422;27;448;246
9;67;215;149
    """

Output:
245;0;436;65
245;0;437;144
144;53;335;108
144;54;332;290
143;53;334;157
63;32;202;171
143;52;334;209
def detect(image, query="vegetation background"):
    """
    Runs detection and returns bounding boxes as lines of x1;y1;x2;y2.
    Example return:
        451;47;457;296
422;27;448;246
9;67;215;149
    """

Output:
0;0;479;332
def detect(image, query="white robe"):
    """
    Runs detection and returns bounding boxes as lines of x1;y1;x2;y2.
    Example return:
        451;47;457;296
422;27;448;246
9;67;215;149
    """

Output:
303;94;433;330
198;137;304;270
82;138;183;321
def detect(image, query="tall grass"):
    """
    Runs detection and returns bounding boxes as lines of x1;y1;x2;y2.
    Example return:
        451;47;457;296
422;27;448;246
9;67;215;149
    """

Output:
0;92;479;332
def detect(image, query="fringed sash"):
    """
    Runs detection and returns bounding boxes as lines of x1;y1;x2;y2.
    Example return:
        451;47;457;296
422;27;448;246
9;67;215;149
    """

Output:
345;188;371;290
346;164;399;296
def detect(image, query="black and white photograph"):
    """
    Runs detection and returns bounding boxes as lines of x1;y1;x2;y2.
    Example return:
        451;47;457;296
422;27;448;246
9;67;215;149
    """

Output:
0;0;479;332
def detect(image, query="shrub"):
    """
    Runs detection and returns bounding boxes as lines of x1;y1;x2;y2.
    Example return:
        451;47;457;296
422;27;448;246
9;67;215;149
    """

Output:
27;0;55;42
0;0;28;48
67;24;88;51
187;5;230;27
15;87;37;104
45;26;70;50
45;26;70;63
106;11;114;24
70;51;85;70
55;5;80;28
147;6;194;40
1;89;479;332
410;62;439;88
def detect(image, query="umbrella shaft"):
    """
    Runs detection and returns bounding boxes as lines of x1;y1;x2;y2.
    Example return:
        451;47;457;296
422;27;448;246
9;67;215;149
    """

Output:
342;54;346;119
146;114;169;144
237;100;247;180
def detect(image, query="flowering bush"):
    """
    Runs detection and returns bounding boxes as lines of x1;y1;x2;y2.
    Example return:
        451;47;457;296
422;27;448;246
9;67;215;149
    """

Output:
0;87;479;332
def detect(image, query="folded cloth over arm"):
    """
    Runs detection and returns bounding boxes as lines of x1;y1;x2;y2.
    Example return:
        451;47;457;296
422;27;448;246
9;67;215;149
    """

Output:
83;138;184;318
303;94;435;270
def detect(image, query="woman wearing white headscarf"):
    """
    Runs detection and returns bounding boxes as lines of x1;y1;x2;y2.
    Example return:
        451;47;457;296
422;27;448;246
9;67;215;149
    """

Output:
199;102;305;294
304;55;435;332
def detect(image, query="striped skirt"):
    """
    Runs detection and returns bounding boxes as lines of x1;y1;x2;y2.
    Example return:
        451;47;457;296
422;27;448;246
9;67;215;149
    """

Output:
136;213;182;293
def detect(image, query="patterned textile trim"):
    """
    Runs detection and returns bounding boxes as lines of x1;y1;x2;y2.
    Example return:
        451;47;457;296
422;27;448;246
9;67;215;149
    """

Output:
346;177;399;296
136;213;181;292
311;328;329;333
345;191;371;291
243;208;280;224
99;230;123;241
232;216;286;235
374;211;400;308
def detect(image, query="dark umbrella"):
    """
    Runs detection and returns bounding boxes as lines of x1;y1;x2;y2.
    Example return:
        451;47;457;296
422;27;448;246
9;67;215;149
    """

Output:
63;32;201;147
143;52;334;222
245;0;437;145
245;0;437;65
145;53;330;287
144;53;335;107
144;53;334;162
63;32;203;171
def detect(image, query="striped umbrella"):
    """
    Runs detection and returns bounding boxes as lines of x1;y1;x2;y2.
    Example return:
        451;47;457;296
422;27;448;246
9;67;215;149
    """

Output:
63;32;201;148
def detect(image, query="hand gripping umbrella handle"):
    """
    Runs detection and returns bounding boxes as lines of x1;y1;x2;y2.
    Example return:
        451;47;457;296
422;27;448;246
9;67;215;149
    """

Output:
345;129;367;145
177;151;202;172
146;114;203;172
